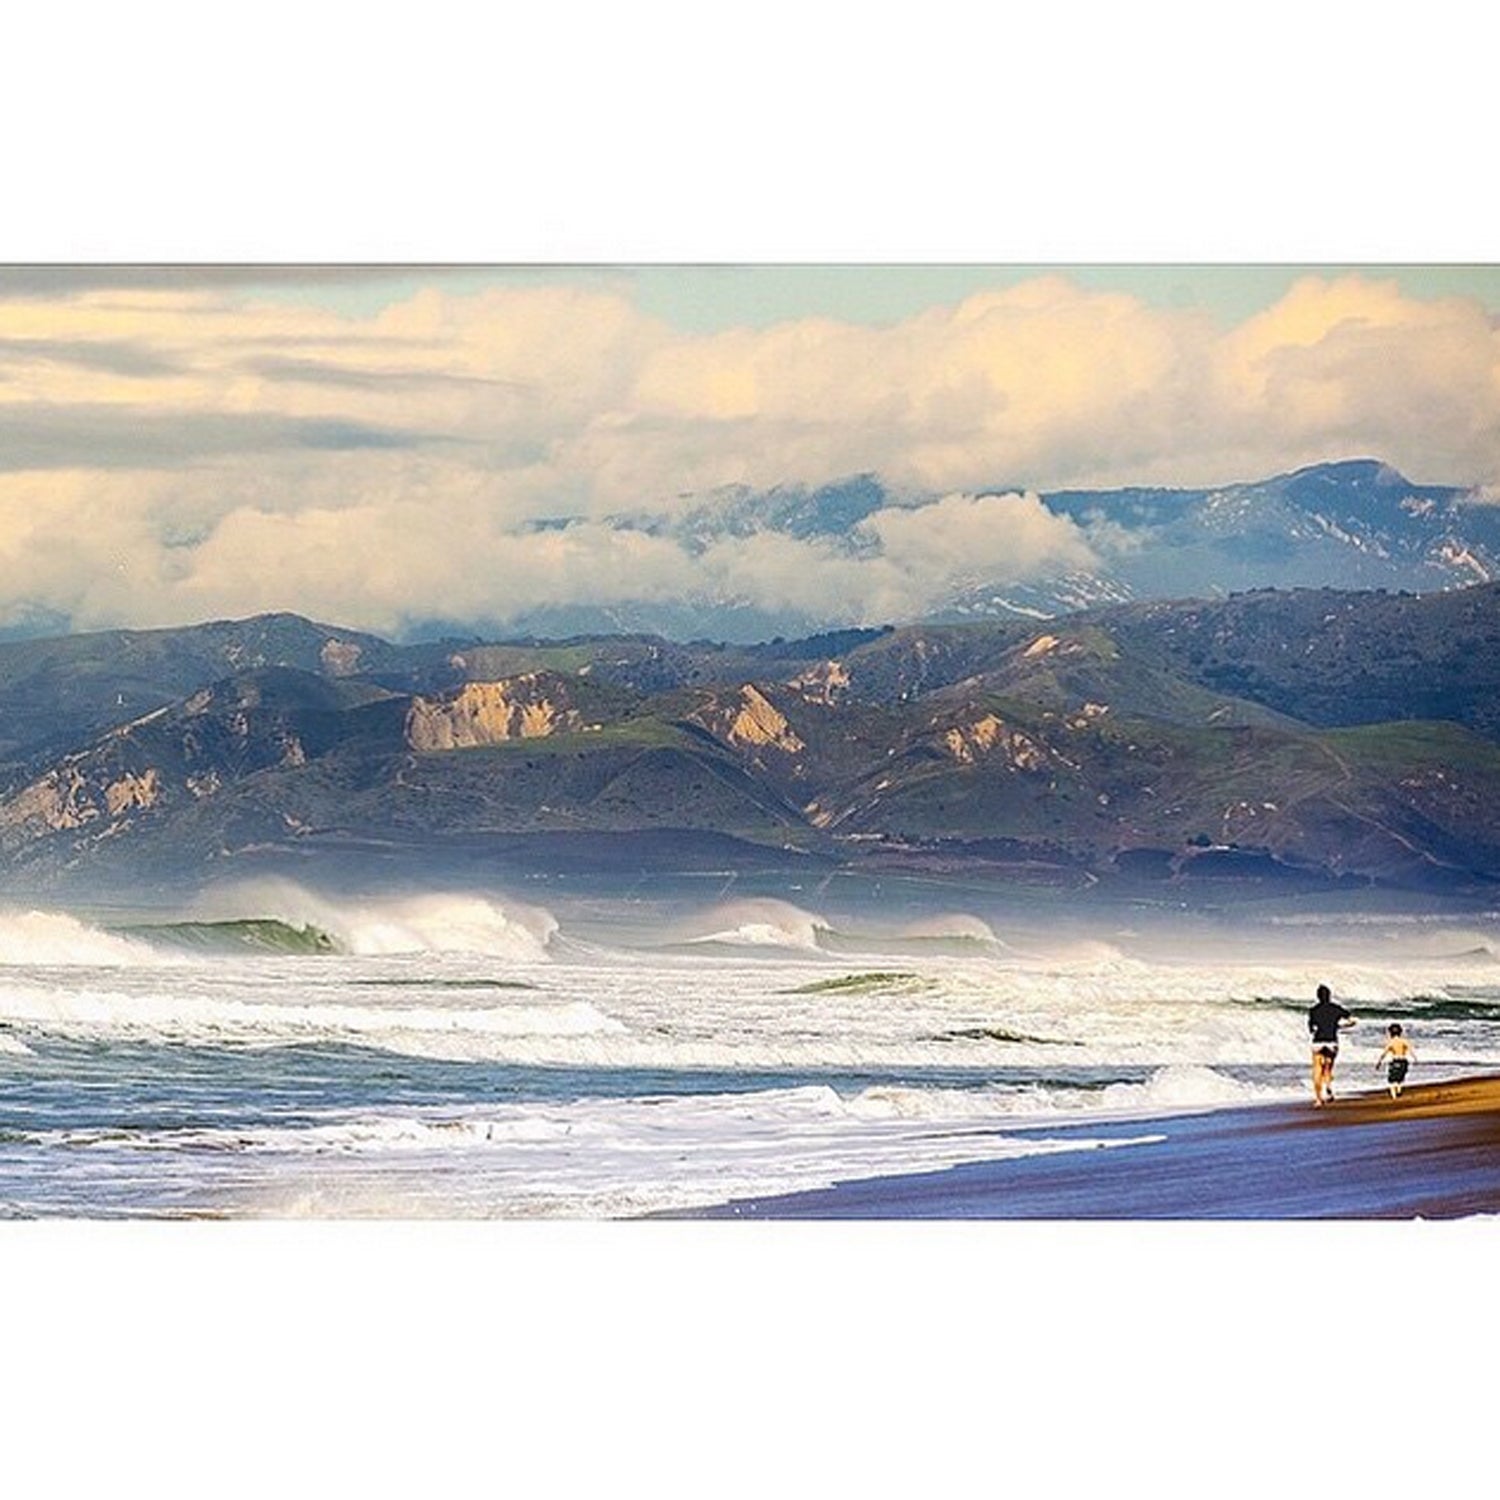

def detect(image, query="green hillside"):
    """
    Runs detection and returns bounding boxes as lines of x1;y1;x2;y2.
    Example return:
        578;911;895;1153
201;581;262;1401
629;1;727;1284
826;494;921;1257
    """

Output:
2;586;1499;893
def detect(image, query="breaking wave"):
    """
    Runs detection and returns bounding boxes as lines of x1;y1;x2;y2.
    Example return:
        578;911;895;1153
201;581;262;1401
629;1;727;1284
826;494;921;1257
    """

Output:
672;904;1012;959
817;913;1010;959
1094;1064;1293;1114
896;913;1007;947
187;881;559;962
679;899;831;952
0;910;169;968
838;1066;1292;1123
124;919;339;956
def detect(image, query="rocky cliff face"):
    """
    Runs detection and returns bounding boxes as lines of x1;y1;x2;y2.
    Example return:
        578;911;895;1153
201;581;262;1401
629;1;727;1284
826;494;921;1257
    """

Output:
687;684;808;759
941;712;1051;770
0;668;391;855
724;685;805;754
405;675;589;751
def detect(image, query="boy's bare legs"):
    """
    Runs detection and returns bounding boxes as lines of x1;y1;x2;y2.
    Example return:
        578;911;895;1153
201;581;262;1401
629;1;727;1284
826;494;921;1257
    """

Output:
1312;1052;1328;1104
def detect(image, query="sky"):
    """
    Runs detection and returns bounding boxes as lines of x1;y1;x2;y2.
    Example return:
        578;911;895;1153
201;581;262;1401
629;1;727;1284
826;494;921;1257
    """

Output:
2;263;1498;637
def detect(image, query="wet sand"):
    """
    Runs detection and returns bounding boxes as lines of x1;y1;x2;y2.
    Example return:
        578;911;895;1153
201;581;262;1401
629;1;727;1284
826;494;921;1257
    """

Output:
685;1075;1500;1219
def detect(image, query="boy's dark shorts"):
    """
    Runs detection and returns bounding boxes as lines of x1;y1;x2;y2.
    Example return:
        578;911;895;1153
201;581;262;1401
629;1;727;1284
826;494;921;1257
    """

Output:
1388;1058;1410;1083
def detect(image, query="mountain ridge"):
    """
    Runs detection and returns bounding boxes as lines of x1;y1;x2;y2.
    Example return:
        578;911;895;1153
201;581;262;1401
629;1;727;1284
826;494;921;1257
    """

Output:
2;581;1499;896
516;458;1500;640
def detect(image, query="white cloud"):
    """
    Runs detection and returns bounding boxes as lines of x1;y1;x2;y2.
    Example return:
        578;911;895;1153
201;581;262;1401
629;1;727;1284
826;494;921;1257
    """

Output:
0;271;1496;634
860;491;1095;586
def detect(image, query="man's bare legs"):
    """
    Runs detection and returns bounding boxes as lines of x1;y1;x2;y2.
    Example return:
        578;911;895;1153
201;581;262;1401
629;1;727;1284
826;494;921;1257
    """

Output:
1312;1051;1330;1104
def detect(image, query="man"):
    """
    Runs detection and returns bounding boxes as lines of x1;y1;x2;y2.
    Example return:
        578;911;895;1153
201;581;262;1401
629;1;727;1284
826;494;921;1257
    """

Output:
1307;983;1355;1106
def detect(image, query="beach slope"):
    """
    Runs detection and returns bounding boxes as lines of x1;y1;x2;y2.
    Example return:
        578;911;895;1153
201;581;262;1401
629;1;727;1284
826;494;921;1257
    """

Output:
687;1076;1500;1220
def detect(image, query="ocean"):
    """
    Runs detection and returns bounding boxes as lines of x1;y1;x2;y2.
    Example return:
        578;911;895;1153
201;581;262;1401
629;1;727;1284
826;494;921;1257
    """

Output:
1;883;1497;1217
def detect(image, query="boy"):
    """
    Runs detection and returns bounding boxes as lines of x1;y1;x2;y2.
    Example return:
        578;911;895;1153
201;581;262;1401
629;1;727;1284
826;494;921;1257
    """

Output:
1375;1023;1415;1100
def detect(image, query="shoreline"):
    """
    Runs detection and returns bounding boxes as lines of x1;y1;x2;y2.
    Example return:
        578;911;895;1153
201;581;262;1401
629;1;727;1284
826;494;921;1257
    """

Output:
678;1073;1500;1220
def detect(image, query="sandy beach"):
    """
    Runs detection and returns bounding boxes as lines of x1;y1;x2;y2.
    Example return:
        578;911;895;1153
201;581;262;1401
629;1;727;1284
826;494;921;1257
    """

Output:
686;1074;1500;1219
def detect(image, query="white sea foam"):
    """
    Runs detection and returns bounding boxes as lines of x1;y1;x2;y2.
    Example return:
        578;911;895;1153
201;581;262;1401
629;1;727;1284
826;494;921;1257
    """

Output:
0;909;169;968
1097;1064;1293;1113
17;1082;1171;1217
1043;936;1137;964
0;977;621;1057
677;905;1011;956
2;898;1497;1217
189;881;558;960
838;1066;1297;1124
680;898;831;950
896;913;1006;945
3;938;1499;1071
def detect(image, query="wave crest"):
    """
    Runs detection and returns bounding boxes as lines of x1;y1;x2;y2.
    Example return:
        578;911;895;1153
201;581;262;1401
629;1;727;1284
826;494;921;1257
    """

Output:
0;910;167;968
190;881;558;961
680;899;831;951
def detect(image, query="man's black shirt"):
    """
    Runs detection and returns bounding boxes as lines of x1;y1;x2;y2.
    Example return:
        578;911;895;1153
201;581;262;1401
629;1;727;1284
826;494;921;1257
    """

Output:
1308;998;1351;1043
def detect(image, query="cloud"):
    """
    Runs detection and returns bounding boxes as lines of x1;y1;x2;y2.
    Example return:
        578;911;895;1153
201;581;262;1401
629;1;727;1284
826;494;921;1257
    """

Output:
1211;277;1500;478
0;466;1096;638
0;336;189;378
0;405;430;470
238;356;518;394
0;270;1495;635
860;491;1096;585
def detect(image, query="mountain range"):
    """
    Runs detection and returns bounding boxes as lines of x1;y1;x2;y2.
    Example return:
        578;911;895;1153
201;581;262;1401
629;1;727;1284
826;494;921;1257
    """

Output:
492;458;1500;641
2;577;1498;896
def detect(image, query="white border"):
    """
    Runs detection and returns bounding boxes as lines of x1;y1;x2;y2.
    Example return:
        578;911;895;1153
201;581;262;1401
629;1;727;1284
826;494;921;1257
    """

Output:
3;6;1495;1490
4;5;1495;262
